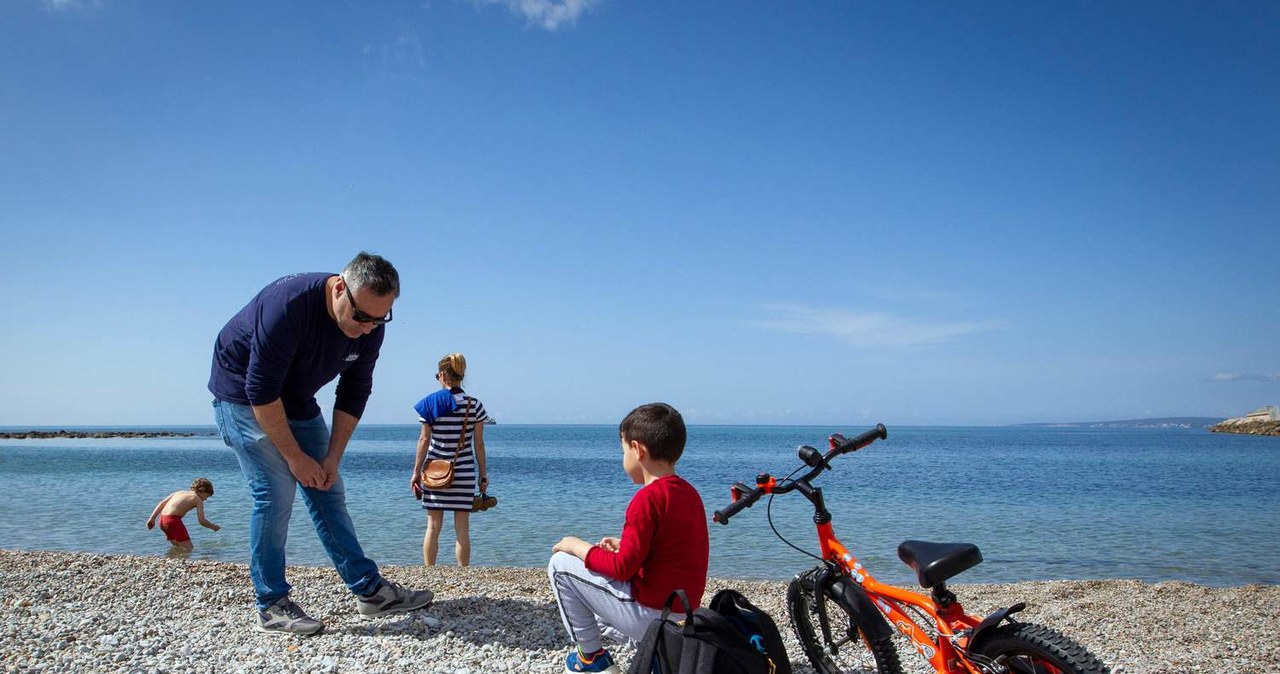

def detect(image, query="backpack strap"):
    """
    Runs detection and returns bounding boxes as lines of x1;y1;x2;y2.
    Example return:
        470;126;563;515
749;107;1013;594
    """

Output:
650;590;694;674
660;589;699;637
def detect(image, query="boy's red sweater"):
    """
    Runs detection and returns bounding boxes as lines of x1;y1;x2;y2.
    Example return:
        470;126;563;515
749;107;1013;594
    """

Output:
585;474;709;611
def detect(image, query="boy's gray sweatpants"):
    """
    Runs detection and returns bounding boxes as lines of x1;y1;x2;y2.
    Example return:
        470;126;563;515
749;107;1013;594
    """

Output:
548;551;662;653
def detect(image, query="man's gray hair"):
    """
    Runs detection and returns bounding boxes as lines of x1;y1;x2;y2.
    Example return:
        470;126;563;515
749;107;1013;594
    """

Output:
342;252;400;298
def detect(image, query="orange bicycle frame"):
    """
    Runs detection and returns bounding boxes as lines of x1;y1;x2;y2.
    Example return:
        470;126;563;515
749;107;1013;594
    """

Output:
744;474;984;673
818;523;984;674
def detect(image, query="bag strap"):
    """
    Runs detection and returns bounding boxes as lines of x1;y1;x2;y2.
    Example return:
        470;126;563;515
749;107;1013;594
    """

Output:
659;589;695;635
654;590;692;674
446;398;472;462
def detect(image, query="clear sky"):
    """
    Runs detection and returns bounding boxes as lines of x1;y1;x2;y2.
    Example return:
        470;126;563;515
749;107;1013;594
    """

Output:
2;1;1277;427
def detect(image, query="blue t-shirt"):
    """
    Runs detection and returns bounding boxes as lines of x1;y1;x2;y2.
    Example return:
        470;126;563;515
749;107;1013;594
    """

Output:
208;272;385;420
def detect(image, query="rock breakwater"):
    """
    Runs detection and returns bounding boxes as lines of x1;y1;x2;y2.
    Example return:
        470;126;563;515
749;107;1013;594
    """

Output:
1210;420;1280;436
1210;405;1280;436
0;430;203;440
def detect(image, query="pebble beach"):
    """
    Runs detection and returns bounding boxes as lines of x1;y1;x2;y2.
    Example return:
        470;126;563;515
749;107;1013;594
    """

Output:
3;550;1278;674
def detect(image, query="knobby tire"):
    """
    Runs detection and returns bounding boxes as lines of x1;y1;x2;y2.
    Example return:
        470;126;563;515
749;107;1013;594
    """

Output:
975;622;1110;674
787;571;903;674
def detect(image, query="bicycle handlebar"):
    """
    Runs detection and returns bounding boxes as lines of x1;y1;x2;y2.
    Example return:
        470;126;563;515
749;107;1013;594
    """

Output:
711;482;760;525
713;423;888;525
834;423;889;454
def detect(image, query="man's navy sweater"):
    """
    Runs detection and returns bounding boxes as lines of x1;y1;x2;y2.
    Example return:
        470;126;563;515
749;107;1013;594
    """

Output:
208;272;384;421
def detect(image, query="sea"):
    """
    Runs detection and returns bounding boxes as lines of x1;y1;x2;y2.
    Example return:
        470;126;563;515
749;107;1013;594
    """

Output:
1;424;1277;587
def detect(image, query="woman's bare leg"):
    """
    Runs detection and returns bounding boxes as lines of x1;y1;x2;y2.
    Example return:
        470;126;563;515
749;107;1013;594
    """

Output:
454;511;471;566
423;510;444;566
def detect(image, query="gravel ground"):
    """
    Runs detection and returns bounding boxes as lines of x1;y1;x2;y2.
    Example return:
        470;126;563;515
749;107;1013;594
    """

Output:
2;549;1277;674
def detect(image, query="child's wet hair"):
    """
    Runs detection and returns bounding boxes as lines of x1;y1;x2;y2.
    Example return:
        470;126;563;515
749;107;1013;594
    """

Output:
191;477;214;496
619;403;686;463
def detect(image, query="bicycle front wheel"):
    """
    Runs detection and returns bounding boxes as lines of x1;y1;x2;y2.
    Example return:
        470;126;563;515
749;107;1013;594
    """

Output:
787;569;903;674
974;622;1110;674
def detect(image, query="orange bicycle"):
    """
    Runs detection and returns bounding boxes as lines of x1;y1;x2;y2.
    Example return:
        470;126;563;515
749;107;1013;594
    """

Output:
713;424;1110;674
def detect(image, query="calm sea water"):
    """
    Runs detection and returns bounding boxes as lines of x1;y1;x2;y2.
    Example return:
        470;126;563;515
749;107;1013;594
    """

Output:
1;425;1277;587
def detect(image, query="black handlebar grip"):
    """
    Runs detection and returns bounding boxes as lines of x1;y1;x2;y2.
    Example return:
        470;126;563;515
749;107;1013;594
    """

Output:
713;489;760;525
843;423;888;453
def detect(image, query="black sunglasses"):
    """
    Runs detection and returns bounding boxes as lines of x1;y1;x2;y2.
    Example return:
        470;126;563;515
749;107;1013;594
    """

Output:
342;280;393;325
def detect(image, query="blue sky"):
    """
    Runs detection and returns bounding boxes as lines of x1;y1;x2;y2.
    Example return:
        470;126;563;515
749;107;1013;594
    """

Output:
1;1;1277;426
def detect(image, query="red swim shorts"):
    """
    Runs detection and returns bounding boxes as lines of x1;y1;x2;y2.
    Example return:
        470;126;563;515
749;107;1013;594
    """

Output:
159;515;190;543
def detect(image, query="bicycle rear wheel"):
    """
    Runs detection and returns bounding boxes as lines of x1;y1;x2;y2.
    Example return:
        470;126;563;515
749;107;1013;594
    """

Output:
787;569;903;674
974;622;1110;674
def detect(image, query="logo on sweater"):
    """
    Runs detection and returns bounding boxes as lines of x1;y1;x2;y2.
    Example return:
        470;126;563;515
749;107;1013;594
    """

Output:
345;352;359;362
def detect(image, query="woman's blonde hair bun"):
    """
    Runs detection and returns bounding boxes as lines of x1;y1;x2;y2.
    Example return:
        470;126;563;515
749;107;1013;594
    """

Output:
438;353;467;383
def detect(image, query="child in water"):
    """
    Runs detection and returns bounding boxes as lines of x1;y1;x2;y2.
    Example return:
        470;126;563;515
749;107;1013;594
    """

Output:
146;478;220;551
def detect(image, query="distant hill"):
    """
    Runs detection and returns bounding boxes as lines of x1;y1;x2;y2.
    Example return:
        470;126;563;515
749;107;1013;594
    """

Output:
1009;417;1224;429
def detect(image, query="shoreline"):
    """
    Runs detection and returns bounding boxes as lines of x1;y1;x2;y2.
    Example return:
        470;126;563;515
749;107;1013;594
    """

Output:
3;549;1278;673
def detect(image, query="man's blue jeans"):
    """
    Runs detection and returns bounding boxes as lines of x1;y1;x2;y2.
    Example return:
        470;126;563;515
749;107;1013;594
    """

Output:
213;399;381;609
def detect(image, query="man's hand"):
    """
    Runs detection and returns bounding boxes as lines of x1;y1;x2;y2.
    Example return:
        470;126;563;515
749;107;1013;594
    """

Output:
146;518;155;530
319;453;342;491
596;536;620;553
552;536;593;559
286;454;327;489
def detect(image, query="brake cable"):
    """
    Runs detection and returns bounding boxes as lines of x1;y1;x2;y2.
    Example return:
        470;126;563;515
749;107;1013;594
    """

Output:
765;462;825;563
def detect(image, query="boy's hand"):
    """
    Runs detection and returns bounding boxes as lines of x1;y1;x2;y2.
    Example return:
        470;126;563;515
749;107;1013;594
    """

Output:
597;536;620;552
552;536;592;559
210;523;221;532
146;518;154;530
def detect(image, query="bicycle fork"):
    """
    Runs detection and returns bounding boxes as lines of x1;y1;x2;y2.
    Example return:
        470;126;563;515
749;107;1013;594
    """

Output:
809;563;896;657
811;565;846;656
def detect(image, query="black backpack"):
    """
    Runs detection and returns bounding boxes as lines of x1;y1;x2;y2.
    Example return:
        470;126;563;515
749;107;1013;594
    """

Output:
625;589;793;674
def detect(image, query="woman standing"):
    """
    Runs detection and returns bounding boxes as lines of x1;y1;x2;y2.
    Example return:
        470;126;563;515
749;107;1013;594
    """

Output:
411;353;491;566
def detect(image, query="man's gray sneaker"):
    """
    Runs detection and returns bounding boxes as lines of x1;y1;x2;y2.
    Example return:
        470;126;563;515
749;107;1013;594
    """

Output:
256;597;324;636
356;579;434;617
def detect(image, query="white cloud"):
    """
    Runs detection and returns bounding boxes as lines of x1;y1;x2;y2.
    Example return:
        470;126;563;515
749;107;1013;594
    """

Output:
42;0;102;10
362;28;428;74
1212;373;1280;382
750;304;1004;348
468;0;595;31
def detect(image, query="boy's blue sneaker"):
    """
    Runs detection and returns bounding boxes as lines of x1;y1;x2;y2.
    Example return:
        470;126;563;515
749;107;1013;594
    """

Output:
564;646;621;673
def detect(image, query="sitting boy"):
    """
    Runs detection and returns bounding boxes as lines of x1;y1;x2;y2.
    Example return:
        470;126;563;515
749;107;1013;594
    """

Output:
548;403;709;674
146;477;221;551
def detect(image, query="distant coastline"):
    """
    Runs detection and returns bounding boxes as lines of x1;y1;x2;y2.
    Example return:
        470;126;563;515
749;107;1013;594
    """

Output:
1009;416;1223;430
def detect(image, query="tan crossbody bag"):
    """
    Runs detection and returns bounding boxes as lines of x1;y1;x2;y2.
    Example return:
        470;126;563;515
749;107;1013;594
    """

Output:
421;398;471;490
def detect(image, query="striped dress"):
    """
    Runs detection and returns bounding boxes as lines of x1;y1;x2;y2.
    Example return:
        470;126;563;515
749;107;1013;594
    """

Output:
419;388;490;512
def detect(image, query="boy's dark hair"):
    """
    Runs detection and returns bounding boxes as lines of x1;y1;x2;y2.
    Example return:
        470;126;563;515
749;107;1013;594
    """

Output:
619;403;686;463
